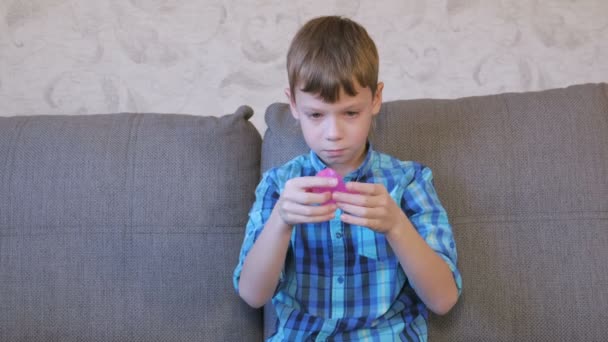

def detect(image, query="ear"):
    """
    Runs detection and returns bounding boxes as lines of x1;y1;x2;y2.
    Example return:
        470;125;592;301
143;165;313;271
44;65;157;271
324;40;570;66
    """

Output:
285;87;300;120
371;82;384;117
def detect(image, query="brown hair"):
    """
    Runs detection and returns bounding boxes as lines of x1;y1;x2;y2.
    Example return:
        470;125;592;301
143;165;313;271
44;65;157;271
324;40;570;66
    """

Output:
287;16;379;103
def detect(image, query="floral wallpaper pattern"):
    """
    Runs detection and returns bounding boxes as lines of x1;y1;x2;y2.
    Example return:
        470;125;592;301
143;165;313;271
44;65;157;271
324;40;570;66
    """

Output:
1;0;607;133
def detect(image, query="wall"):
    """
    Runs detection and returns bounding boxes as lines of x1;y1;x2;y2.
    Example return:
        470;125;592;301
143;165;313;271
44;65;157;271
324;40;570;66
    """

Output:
1;0;607;133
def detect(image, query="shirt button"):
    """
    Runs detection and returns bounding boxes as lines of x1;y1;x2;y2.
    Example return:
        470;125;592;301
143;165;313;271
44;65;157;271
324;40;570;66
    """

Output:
337;276;344;284
336;232;343;239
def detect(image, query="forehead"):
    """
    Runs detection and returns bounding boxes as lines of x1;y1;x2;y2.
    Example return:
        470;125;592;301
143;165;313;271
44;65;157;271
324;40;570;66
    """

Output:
294;84;373;110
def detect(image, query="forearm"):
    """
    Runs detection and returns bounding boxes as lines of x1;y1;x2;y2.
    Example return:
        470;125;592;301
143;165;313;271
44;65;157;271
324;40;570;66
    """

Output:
386;215;459;315
238;207;292;308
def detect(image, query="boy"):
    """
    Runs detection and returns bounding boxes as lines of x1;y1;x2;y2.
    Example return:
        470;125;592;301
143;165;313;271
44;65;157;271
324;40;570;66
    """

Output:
234;16;462;341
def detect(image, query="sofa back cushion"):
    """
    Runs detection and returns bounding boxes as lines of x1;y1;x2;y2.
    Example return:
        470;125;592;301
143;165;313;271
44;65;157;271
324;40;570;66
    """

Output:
261;84;608;341
0;107;263;341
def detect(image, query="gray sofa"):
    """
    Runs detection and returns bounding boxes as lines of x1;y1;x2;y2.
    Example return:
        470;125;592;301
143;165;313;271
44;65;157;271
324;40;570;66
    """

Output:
1;83;607;341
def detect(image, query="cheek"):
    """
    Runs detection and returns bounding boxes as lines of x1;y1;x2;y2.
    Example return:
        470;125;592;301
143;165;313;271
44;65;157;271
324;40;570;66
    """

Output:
353;120;372;139
299;122;322;142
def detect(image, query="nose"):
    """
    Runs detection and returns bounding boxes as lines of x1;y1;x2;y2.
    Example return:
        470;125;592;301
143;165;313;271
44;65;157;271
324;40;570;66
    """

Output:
325;115;343;141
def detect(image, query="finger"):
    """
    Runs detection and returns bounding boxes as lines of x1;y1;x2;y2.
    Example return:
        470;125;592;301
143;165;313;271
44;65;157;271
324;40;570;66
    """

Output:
332;192;378;207
340;213;379;229
293;214;336;223
345;181;382;195
290;176;338;189
283;201;337;217
286;190;332;205
283;212;337;224
337;202;382;218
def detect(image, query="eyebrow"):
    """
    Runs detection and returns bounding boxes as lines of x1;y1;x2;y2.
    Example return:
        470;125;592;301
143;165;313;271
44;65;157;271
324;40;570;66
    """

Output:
300;103;363;113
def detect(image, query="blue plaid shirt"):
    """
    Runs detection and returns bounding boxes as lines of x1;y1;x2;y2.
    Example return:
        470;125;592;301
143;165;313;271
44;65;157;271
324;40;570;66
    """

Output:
234;145;462;341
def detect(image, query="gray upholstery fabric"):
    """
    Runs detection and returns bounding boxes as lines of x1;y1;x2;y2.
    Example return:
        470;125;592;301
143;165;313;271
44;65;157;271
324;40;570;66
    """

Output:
261;83;608;341
0;107;263;341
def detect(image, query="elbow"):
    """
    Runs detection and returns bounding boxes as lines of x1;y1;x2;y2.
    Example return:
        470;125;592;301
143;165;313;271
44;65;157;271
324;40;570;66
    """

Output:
239;291;267;309
237;278;270;309
428;291;458;316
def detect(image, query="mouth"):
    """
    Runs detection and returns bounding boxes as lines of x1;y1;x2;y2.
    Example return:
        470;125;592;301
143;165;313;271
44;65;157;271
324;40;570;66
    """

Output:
324;149;346;157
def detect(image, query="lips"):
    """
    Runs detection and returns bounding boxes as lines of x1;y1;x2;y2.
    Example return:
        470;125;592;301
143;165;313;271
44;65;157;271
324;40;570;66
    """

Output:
324;149;346;157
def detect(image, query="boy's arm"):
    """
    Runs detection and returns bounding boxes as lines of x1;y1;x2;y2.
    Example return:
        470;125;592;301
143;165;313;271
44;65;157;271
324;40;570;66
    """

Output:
335;166;461;315
237;206;292;308
235;176;337;308
384;214;459;315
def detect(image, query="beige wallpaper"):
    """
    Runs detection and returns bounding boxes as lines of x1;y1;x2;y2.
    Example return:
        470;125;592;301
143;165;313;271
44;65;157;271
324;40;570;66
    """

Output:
1;0;607;133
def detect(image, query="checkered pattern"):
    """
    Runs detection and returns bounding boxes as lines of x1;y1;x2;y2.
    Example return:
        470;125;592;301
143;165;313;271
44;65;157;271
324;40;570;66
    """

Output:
234;145;462;341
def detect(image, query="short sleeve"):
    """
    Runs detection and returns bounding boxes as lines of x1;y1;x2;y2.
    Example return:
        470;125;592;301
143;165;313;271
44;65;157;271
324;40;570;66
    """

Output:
402;165;463;295
232;169;281;293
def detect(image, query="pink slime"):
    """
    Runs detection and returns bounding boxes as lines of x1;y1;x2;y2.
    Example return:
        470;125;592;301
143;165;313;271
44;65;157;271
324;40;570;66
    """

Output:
311;168;351;204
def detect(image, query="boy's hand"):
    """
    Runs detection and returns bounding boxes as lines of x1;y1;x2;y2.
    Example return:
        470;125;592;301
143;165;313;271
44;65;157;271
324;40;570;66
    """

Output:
333;182;407;235
277;177;339;226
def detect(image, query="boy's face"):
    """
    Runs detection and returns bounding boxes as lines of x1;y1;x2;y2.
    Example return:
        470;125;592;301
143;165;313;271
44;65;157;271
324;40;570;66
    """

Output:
286;81;384;176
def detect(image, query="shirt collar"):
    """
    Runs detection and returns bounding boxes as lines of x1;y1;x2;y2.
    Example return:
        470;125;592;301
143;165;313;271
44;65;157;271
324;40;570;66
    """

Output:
309;141;375;181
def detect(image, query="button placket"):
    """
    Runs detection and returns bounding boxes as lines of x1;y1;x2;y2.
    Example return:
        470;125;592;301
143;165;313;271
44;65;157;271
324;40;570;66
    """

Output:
329;209;346;319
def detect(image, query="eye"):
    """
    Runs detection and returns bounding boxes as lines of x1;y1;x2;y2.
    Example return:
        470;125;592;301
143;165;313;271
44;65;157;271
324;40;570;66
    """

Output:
308;112;323;119
345;111;359;117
